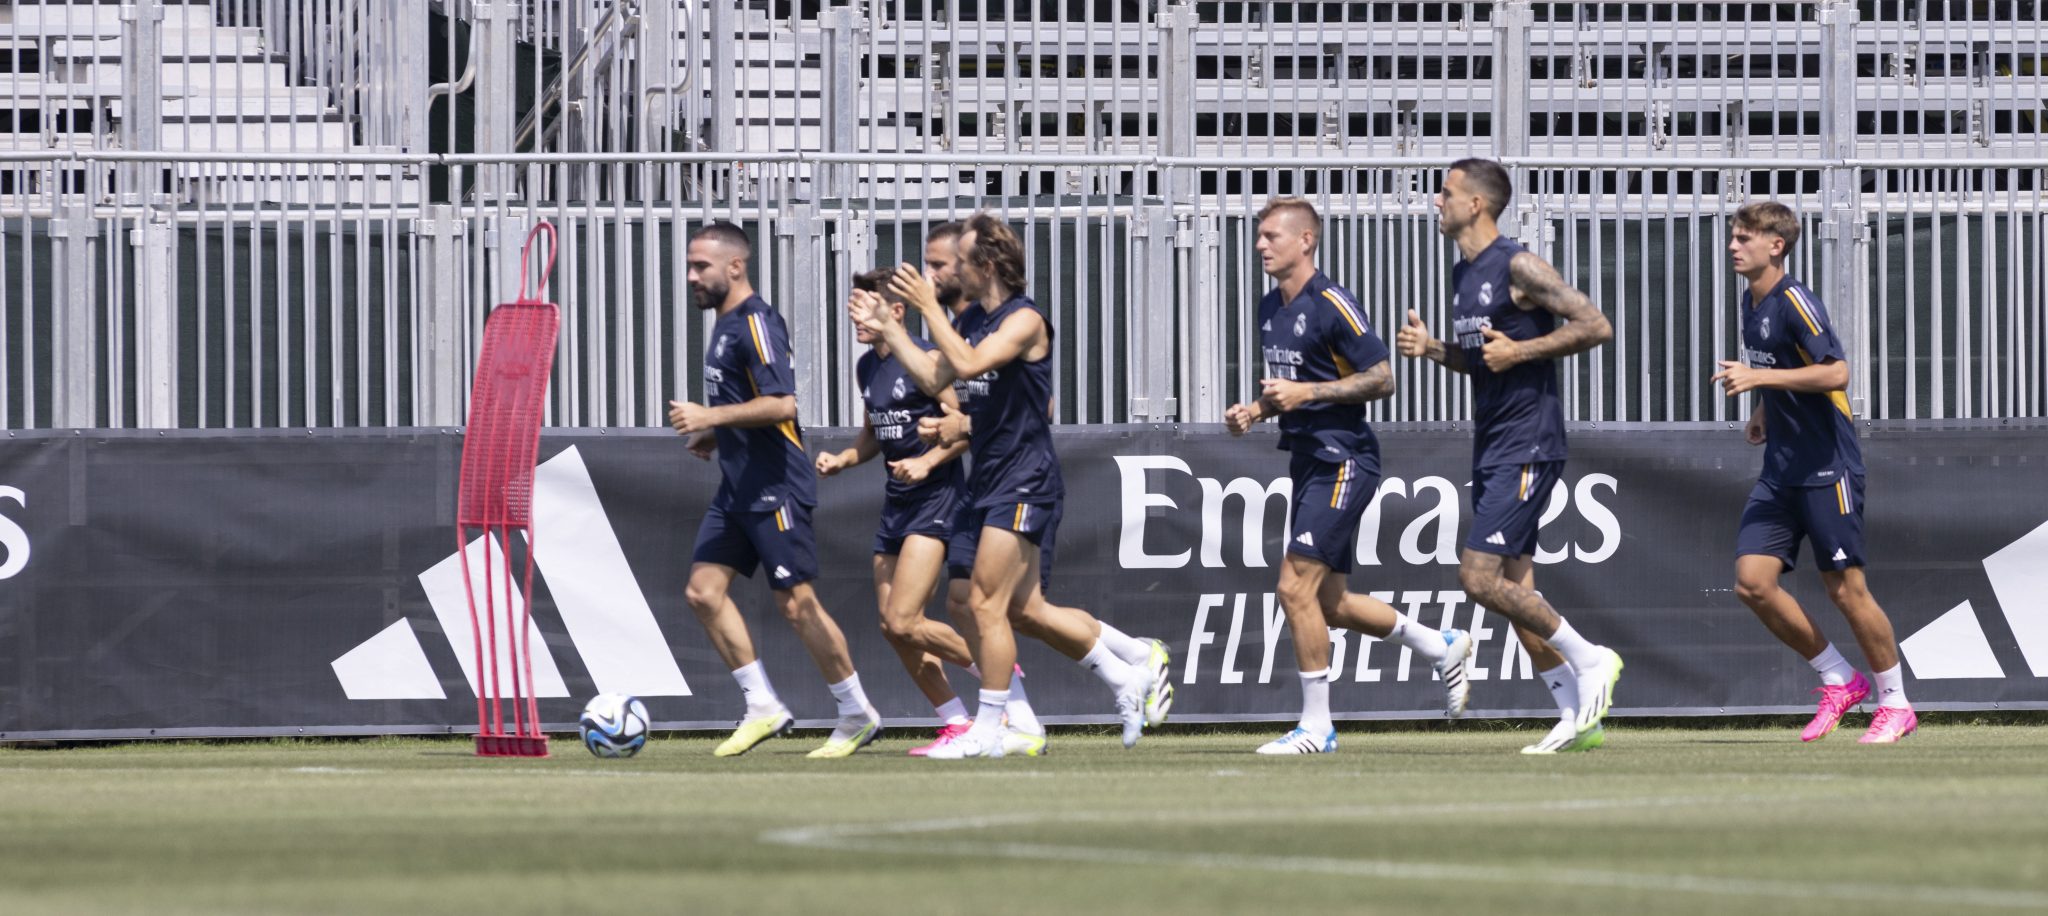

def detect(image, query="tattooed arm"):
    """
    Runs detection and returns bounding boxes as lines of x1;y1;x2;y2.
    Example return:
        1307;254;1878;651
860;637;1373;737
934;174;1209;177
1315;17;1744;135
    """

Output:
1494;251;1614;368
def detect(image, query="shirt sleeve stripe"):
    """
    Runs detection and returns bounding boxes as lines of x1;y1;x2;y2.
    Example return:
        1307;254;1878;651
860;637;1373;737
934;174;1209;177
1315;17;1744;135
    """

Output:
749;315;770;364
1785;288;1824;337
1321;289;1367;336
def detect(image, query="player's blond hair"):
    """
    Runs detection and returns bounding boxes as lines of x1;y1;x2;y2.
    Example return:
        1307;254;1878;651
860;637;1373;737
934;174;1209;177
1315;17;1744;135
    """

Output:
1256;197;1321;247
1733;201;1802;251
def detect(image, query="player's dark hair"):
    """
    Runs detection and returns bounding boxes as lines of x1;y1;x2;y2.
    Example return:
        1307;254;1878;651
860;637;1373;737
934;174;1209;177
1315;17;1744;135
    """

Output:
690;221;753;259
927;221;965;244
1256;197;1322;246
852;267;905;304
1448;158;1513;220
1733;201;1802;251
963;212;1028;295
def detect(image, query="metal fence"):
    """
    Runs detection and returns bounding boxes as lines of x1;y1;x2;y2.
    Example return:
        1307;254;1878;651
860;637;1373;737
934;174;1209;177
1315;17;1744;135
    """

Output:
0;0;2043;430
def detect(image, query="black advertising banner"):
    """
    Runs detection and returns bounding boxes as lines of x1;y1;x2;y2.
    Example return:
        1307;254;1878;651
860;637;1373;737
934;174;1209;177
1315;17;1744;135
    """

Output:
0;424;2044;739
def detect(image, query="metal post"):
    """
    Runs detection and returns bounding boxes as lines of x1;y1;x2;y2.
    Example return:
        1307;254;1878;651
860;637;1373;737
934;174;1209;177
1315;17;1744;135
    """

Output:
473;1;516;198
386;0;430;152
1183;214;1223;422
819;8;861;199
119;0;165;202
1819;0;1867;416
415;206;468;426
1158;3;1196;201
1492;0;1533;241
640;0;677;151
132;215;177;428
491;214;530;314
778;206;830;426
50;208;99;428
706;0;738;152
1128;206;1179;421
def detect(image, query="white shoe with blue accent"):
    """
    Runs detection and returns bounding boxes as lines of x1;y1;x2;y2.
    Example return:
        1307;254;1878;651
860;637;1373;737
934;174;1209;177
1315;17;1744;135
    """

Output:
1434;628;1475;718
1255;727;1338;755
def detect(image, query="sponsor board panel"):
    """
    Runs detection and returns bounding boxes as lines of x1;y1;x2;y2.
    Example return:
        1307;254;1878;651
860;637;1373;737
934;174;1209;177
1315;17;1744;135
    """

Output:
0;425;2043;738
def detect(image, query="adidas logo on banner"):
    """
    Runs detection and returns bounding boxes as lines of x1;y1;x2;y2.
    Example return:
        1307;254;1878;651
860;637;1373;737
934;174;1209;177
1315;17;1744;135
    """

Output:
1832;548;1848;562
1295;531;1314;547
1486;531;1508;546
329;446;693;701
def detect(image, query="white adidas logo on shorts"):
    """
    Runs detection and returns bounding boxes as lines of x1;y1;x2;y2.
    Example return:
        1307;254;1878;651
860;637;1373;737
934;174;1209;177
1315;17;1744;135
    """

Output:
1295;531;1314;547
774;565;792;579
1831;548;1847;562
1486;531;1507;546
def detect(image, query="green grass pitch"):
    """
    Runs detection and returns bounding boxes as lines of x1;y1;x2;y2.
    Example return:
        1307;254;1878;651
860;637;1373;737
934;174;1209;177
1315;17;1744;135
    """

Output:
1;724;2044;915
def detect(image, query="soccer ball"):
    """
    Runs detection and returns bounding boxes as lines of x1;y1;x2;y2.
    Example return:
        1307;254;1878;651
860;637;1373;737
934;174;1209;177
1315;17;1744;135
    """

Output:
578;693;649;758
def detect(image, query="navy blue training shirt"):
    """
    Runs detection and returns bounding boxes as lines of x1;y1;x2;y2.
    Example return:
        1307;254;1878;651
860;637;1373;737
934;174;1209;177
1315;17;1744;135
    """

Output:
855;337;963;501
703;295;817;510
1451;235;1569;470
1257;270;1389;468
1740;275;1863;487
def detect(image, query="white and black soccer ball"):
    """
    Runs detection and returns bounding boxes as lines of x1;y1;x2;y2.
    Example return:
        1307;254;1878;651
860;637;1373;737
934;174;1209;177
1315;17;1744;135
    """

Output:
579;693;649;758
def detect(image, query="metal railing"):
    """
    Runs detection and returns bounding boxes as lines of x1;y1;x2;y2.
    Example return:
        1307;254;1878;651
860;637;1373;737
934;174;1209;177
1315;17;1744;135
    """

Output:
0;1;2043;430
2;149;2042;431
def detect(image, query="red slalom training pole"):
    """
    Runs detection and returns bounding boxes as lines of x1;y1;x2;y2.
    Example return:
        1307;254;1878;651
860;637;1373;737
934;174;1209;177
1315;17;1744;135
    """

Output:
455;221;561;758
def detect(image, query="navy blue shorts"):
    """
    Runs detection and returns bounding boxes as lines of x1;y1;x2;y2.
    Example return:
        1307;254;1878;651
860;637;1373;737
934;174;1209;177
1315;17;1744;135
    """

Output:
1466;461;1564;557
1737;476;1866;573
873;485;959;556
948;499;1059;591
1284;450;1377;574
691;500;818;589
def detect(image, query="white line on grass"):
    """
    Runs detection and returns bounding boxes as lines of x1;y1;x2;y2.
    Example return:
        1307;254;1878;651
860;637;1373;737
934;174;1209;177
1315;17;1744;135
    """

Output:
759;794;2048;911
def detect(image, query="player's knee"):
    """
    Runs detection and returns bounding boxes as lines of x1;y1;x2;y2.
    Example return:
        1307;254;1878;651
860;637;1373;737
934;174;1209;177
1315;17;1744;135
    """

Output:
1457;565;1498;606
1276;576;1318;612
878;611;921;646
1734;572;1777;606
1823;576;1866;608
772;592;817;625
683;578;723;615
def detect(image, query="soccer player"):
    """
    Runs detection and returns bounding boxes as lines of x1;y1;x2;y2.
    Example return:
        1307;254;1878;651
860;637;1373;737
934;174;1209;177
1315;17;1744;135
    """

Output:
816;268;983;756
669;222;880;759
1396;159;1624;755
1713;201;1916;744
854;212;1161;758
918;222;1170;757
1222;197;1476;756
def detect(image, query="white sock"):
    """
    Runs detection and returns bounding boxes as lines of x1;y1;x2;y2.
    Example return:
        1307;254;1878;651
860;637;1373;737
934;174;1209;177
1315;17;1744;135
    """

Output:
1389;613;1447;662
934;696;970;726
826;674;876;721
1081;639;1140;690
1096;622;1152;666
732;660;783;716
1873;663;1910;709
1539;662;1578;719
1806;644;1857;688
1298;668;1333;735
1546;618;1607;672
1005;666;1044;734
972;688;1009;736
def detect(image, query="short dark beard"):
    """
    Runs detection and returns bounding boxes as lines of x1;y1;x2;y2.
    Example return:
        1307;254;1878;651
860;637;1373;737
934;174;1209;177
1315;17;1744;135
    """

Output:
692;282;726;310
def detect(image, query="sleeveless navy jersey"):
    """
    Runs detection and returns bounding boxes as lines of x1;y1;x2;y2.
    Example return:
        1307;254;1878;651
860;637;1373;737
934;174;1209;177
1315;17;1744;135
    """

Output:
1256;270;1388;467
1451;235;1568;470
856;337;964;501
703;295;817;510
947;302;987;414
1741;276;1863;487
961;295;1063;508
